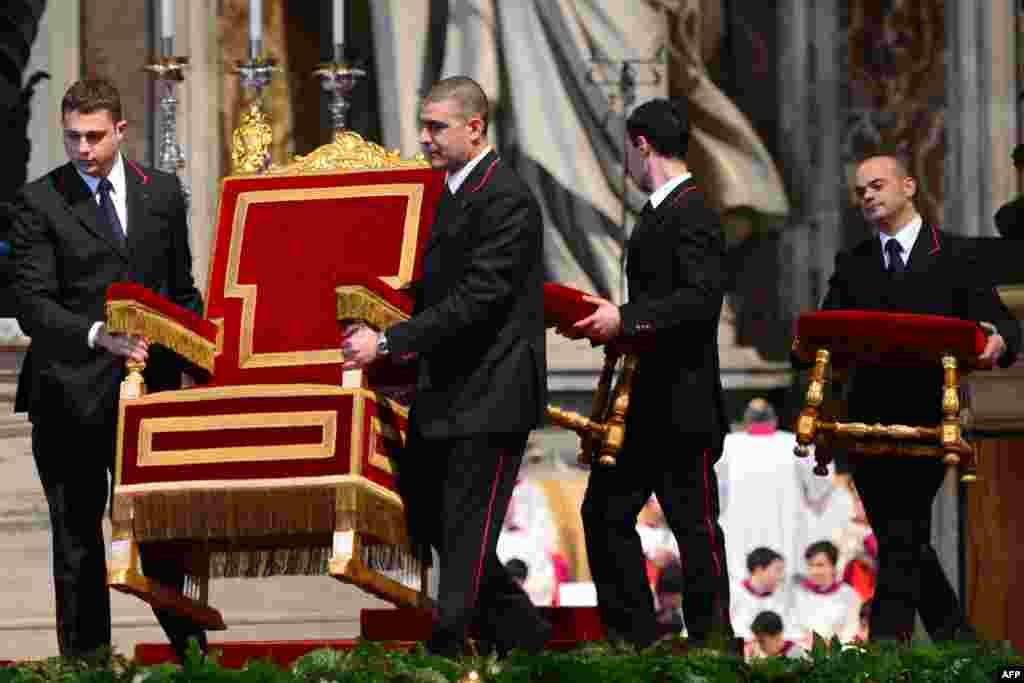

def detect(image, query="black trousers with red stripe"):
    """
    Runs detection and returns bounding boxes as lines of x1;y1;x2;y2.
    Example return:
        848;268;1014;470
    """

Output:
397;427;547;656
582;432;732;647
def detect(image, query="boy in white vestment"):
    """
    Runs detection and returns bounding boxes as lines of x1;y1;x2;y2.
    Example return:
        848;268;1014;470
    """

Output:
749;610;808;660
791;541;861;645
731;546;791;640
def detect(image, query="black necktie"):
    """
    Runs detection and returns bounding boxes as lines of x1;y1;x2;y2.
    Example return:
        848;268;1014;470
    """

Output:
885;239;905;275
640;201;654;220
97;177;125;247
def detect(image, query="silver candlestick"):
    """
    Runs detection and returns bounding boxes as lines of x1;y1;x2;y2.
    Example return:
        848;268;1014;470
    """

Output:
145;44;190;205
237;39;278;93
230;42;279;175
313;43;367;136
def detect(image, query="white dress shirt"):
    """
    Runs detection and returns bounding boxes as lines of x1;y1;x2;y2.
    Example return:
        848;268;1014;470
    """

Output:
878;213;922;270
648;171;692;210
81;155;129;348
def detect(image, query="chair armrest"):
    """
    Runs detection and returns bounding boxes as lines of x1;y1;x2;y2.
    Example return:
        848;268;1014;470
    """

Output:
105;283;219;373
336;276;416;330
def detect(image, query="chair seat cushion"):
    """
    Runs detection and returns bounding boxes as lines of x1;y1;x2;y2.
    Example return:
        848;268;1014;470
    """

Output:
796;310;986;368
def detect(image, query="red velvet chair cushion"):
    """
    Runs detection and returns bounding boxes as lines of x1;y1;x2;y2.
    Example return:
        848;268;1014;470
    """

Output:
544;282;599;328
797;310;986;367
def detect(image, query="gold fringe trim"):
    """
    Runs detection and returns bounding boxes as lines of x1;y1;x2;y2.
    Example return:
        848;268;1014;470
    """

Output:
129;485;339;541
336;285;410;331
106;300;217;372
335;482;410;548
123;479;409;570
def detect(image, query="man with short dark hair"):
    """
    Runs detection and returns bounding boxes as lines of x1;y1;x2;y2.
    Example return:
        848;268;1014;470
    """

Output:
569;97;732;648
816;153;1019;641
341;75;550;658
10;79;205;659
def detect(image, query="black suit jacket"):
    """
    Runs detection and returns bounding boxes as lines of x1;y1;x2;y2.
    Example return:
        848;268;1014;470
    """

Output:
386;150;546;439
11;159;202;425
821;224;1020;425
619;178;729;453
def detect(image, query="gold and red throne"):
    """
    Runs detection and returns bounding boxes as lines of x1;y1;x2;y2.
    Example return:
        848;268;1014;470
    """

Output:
792;310;988;479
103;133;445;630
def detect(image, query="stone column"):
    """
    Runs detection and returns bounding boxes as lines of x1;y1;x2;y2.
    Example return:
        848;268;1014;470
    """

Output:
174;0;221;296
3;1;82;347
946;0;1018;237
777;0;841;316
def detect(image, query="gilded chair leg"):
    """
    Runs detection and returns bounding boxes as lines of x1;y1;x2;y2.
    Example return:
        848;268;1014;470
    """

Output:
580;348;620;466
795;349;831;475
107;521;226;630
597;354;639;467
940;354;967;473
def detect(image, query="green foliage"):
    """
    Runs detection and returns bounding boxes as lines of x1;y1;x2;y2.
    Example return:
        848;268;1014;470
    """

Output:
0;640;1020;683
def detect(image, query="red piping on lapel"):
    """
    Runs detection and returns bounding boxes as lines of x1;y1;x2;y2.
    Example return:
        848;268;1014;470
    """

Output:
467;157;499;193
126;159;151;185
929;224;941;255
667;183;698;208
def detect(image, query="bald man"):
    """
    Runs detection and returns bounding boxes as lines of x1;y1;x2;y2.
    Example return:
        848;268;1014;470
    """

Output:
816;153;1019;642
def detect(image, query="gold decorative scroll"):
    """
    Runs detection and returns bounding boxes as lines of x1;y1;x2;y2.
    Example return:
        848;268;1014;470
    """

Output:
106;299;217;372
336;285;411;331
231;102;274;175
269;130;428;175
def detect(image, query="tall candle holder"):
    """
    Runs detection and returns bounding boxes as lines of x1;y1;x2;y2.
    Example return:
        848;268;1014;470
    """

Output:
144;44;190;203
231;40;279;174
313;43;367;137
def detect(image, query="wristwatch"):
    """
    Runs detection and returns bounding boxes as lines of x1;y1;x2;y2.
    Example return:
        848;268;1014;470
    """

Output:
376;332;390;357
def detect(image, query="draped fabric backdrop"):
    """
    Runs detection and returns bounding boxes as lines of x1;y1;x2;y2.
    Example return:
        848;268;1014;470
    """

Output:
370;0;789;303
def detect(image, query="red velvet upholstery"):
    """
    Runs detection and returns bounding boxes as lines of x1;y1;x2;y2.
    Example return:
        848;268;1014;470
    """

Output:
106;282;218;342
203;168;444;387
108;167;445;492
797;310;986;367
544;282;599;328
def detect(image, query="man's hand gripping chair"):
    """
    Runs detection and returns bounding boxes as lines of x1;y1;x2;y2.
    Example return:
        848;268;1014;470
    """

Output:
793;310;989;481
103;133;445;630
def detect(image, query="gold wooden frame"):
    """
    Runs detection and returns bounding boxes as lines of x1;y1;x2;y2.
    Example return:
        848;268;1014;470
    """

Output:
793;344;976;480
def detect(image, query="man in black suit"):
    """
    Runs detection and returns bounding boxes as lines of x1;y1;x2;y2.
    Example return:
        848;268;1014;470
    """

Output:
570;98;732;648
816;153;1019;641
341;76;550;657
10;79;206;659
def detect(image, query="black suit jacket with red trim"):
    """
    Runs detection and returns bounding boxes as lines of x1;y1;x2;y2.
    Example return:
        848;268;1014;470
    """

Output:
386;150;547;439
11;159;203;424
619;177;729;453
821;224;1020;426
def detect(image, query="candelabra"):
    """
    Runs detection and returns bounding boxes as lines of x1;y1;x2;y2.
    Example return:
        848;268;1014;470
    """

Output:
145;38;190;203
231;39;279;174
313;44;367;137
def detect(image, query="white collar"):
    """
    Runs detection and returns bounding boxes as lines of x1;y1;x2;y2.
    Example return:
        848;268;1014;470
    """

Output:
76;153;127;197
649;172;692;210
447;146;493;194
878;213;922;264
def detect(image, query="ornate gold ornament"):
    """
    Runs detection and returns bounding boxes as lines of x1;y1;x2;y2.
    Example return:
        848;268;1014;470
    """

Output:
231;102;274;175
269;130;428;174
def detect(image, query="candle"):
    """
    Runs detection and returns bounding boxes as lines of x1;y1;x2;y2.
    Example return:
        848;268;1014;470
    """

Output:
160;0;174;40
333;0;345;46
250;0;262;44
